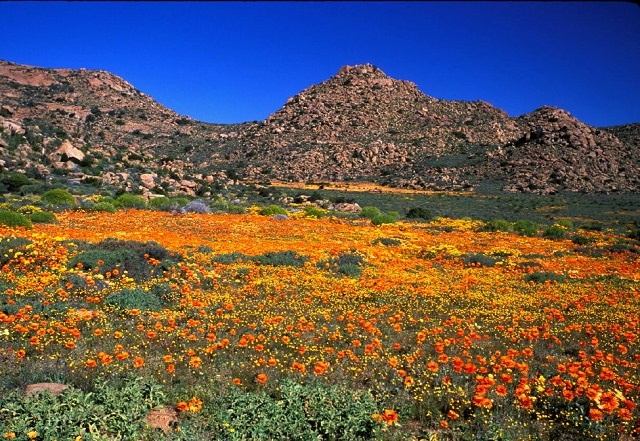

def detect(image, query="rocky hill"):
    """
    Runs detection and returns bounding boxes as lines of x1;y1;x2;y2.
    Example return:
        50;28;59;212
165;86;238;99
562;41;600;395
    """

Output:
1;60;638;195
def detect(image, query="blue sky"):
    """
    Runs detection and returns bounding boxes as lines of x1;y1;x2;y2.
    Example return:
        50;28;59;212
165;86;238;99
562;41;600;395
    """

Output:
1;2;639;127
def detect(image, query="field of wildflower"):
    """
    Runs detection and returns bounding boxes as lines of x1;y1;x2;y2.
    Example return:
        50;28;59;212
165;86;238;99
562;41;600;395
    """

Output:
0;206;638;440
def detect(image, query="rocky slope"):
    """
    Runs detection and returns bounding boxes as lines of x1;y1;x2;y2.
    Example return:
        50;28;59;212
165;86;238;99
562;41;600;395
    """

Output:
1;59;638;195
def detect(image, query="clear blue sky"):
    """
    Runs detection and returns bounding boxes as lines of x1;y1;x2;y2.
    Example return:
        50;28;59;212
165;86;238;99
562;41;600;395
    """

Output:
1;2;639;127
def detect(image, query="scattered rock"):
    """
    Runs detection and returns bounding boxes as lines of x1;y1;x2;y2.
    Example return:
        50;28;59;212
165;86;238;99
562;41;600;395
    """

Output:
146;406;178;433
25;383;68;397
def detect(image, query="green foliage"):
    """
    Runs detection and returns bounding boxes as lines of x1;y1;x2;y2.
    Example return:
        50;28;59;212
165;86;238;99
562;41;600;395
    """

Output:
359;206;381;220
463;253;502;267
482;219;512;232
0;172;32;192
555;219;574;230
513;219;539;236
0;236;32;265
406;207;432;221
27;210;57;224
41;188;75;208
212;252;251;265
252;250;309;267
149;196;173;211
259;204;288;216
92;201;116;213
0;211;32;229
571;235;593;246
303;205;328;219
115;193;147;209
373;237;402;247
543;224;569;240
106;287;164;311
0;376;165;440
205;380;381;440
69;239;181;281
524;271;567;284
371;212;398;225
319;251;366;278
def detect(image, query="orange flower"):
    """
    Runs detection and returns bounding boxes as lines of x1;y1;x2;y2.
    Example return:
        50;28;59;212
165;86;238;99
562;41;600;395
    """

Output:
589;408;603;421
447;410;460;420
86;359;97;368
166;364;175;373
256;373;268;383
163;355;173;363
189;356;202;368
427;361;439;372
133;356;145;368
176;401;188;412
233;378;242;385
374;409;399;426
495;385;508;396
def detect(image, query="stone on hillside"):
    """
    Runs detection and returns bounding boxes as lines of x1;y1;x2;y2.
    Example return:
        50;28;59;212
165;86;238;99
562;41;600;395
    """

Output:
25;383;68;397
140;173;157;189
53;140;85;163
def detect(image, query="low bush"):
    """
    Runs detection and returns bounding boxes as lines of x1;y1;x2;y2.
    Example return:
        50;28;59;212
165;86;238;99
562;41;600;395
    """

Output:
303;206;328;219
0;210;32;229
482;219;512;232
114;193;146;209
373;237;401;246
406;207;432;221
543;224;568;240
524;271;567;284
205;379;381;440
92;201;116;213
184;199;211;214
252;250;309;267
360;206;381;220
514;219;539;236
319;251;366;278
463;253;502;267
212;252;251;265
0;236;31;265
0;172;32;192
68;239;181;281
372;212;398;225
259;205;287;216
0;377;165;440
149;196;173;211
106;287;164;311
41;188;75;208
27;210;57;224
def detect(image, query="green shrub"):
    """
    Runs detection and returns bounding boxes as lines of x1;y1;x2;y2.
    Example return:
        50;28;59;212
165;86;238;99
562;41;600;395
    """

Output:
0;172;32;192
555;219;574;230
106;287;164;311
463;253;501;267
0;210;32;229
149;196;173;211
303;206;328;219
92;201;116;213
212;252;251;265
514;219;539;236
571;235;593;245
69;239;181;281
319;251;366;278
524;271;567;284
0;376;164;440
205;379;381;440
41;188;75;207
373;237;402;246
406;207;432;221
27;210;57;224
115;193;146;209
252;250;309;267
259;204;287;216
483;219;512;232
543;224;568;240
371;212;398;225
0;236;32;265
360;206;381;220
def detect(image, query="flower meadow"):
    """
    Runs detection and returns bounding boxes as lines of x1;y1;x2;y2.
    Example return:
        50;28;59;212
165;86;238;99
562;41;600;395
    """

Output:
0;208;638;440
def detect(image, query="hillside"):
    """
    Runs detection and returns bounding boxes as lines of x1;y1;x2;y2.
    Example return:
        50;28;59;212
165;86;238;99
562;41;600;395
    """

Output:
1;60;638;195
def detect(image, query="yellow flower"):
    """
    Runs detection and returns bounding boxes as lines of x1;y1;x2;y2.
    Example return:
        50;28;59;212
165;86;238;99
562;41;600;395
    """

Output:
4;433;16;439
26;431;38;440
